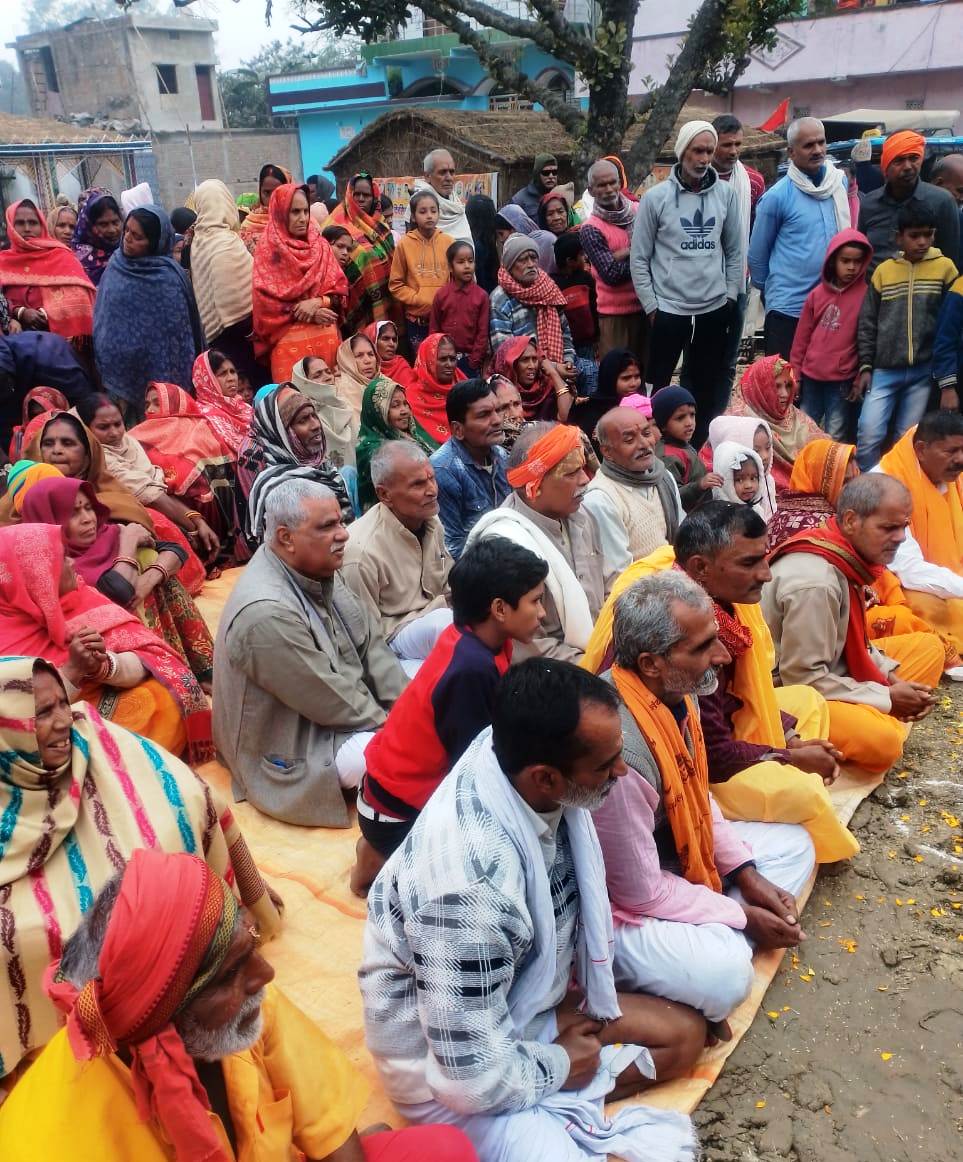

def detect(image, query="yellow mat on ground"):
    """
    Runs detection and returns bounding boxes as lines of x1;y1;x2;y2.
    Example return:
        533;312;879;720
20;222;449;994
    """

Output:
195;567;884;1124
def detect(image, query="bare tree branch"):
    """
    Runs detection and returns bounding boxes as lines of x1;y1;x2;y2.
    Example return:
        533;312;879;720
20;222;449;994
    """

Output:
522;0;596;61
622;0;728;181
418;0;586;134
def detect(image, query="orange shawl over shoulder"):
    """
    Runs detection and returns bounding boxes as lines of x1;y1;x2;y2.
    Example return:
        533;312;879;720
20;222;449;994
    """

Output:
610;664;721;892
880;427;963;576
0;200;96;338
789;438;855;508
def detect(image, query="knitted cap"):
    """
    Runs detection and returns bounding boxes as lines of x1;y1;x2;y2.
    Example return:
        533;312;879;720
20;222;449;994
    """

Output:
651;385;696;430
675;120;718;161
533;153;557;177
501;232;538;271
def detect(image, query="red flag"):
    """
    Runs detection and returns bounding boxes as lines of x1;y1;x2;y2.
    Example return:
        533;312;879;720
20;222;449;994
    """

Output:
758;97;790;133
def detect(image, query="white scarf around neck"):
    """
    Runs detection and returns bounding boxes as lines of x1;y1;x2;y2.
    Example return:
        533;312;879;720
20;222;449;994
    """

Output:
786;159;851;231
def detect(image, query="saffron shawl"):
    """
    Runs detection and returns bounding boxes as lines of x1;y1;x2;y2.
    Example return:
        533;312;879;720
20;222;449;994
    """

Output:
724;357;826;489
769;517;889;685
92;205;204;405
496;264;567;363
0;656;278;1084
610;665;722;892
355;376;437;510
70;188;121;287
767;439;856;550
130;382;234;498
0;201;96;338
406;332;467;444
327;173;397;331
189;179;254;341
251;183;349;357
0;524;213;758
191;350;254;456
880;427;963;576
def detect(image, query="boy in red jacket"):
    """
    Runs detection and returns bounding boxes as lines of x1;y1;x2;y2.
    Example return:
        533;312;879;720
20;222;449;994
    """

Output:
790;228;873;441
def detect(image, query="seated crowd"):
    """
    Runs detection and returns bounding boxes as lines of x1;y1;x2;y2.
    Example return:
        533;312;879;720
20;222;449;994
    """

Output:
1;119;961;1161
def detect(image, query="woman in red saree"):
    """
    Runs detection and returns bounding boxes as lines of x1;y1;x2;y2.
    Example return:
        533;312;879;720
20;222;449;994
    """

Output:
252;182;349;383
0;523;212;762
406;332;465;444
7;386;69;461
191;349;254;456
0;200;96;355
20;476;215;690
130;382;246;562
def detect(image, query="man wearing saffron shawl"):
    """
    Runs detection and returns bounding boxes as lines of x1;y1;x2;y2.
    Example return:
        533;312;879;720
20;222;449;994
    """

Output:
592;572;815;1030
764;474;943;775
0;848;476;1162
874;412;963;652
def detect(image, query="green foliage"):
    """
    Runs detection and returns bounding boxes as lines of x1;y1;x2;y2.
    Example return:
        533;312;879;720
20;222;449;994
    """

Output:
701;0;801;92
220;36;360;129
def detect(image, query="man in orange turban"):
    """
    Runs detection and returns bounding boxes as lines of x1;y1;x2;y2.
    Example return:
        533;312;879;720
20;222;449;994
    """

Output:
465;421;610;663
858;128;960;271
0;848;477;1161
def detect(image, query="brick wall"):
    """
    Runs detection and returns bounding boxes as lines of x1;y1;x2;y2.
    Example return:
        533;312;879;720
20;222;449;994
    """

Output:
150;129;303;207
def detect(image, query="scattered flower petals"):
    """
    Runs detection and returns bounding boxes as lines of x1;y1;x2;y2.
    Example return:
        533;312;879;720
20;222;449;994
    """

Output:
880;1052;893;1062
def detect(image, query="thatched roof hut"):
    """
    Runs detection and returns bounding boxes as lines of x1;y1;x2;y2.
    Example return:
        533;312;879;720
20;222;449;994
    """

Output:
327;105;784;197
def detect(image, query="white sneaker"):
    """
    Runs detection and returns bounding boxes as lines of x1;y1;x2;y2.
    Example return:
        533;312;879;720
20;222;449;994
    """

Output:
943;666;963;682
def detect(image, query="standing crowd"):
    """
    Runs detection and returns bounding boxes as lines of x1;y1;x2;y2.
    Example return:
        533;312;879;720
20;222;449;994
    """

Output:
1;114;963;1161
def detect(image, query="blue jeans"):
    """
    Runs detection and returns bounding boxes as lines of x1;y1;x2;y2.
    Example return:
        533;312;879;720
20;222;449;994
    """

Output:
856;364;933;469
799;375;852;443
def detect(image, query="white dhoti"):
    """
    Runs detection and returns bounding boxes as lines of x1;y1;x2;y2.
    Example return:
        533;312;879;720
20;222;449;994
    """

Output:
613;821;815;1022
389;608;455;674
398;1012;698;1162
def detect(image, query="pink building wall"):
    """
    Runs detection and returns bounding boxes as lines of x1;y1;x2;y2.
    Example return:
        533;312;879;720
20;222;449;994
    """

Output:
629;0;963;133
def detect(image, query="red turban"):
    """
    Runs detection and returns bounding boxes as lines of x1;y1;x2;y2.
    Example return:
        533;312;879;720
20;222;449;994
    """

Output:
881;130;925;176
45;848;239;1162
506;422;584;499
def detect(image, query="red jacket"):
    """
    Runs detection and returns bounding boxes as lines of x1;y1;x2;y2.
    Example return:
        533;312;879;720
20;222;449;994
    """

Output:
790;227;873;383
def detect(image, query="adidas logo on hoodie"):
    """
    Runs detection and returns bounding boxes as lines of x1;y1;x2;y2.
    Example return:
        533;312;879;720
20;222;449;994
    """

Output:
680;208;717;251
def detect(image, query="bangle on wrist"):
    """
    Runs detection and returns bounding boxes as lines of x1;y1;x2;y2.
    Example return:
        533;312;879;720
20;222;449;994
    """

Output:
147;562;171;584
555;387;571;398
182;510;203;526
114;555;140;571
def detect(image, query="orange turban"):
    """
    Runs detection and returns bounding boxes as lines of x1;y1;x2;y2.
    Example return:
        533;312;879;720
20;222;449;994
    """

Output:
507;423;583;499
881;130;925;175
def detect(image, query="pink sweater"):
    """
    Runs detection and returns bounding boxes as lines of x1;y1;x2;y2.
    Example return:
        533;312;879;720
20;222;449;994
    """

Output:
790;227;873;383
593;767;751;929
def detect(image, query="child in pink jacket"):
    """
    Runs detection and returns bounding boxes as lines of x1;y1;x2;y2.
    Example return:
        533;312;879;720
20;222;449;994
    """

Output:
790;228;873;441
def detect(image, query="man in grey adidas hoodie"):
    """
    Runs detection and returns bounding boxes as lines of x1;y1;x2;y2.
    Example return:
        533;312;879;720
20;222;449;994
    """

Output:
631;120;745;441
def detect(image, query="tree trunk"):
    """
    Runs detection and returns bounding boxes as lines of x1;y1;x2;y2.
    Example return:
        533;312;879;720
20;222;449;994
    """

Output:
576;0;638;176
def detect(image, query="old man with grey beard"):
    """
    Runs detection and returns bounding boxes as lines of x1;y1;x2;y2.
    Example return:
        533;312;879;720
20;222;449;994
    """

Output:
0;848;476;1161
582;406;684;575
408;148;472;244
592;571;816;1028
465;421;612;664
213;477;407;829
579;157;645;362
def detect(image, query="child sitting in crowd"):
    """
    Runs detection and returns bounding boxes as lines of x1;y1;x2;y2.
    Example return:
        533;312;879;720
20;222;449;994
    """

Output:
388;189;454;356
428;240;490;378
790;229;873;442
349;535;548;897
322;224;356;268
651;385;720;512
712;441;773;523
855;203;959;469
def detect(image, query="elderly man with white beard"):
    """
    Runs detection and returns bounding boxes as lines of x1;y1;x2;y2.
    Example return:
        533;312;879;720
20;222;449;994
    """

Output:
0;848;476;1161
591;571;816;1032
465;421;613;664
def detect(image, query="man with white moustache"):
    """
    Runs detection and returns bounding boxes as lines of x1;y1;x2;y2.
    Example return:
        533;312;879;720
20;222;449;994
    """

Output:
213;477;407;828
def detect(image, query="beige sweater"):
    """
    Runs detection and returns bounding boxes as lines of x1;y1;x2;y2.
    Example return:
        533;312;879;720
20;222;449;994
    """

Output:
762;552;898;712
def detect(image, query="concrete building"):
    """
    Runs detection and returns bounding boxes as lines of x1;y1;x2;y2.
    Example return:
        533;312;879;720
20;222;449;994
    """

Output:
13;12;224;133
629;0;963;135
268;1;584;180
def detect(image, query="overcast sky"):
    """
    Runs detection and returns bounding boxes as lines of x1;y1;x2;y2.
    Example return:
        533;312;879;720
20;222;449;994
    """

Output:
1;0;319;70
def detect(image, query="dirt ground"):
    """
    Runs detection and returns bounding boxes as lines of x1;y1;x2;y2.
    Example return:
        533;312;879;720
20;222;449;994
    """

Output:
696;684;963;1162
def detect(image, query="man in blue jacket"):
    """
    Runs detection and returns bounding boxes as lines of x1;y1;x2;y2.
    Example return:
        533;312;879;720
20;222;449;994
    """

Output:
748;117;852;359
